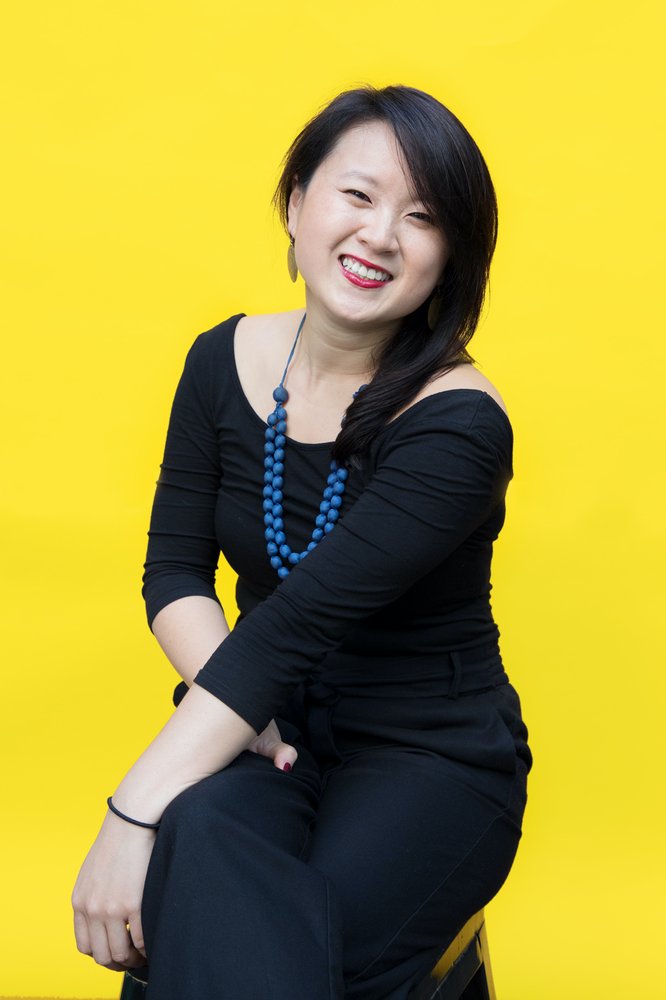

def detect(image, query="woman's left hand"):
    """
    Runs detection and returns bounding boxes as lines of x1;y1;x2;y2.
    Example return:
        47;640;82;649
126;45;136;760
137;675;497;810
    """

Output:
246;718;298;772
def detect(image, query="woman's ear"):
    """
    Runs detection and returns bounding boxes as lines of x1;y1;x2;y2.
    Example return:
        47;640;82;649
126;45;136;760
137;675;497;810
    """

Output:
286;176;304;237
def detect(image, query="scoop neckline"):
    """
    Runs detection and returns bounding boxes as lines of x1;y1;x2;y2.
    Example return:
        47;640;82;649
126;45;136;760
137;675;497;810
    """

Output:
227;312;512;450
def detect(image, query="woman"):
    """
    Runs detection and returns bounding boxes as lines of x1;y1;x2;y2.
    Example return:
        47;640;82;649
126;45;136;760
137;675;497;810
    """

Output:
72;84;533;999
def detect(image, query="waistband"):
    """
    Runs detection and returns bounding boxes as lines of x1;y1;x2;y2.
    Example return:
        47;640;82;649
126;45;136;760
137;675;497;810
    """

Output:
304;640;509;704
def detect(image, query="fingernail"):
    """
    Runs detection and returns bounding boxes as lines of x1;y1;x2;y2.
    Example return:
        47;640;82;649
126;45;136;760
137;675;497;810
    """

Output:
282;762;292;772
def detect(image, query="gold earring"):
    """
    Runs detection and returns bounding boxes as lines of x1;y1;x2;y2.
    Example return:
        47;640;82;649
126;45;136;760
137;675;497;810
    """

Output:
427;286;443;331
287;236;298;283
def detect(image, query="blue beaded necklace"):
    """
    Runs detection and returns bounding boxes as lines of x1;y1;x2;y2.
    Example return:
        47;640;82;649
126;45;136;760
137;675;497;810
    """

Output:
263;313;368;579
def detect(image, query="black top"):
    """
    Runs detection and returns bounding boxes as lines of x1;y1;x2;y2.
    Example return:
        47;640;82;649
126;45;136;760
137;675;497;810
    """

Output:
142;314;515;734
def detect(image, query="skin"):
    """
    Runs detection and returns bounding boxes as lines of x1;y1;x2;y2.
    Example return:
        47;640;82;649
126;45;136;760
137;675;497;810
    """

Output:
71;119;508;975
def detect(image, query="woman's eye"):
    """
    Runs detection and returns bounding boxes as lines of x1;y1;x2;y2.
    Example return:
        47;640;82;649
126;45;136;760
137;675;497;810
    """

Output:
345;189;370;202
410;212;433;224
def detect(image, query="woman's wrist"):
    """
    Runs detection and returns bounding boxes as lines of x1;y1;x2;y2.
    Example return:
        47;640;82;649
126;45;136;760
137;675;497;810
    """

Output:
110;771;194;828
107;795;161;829
102;806;159;837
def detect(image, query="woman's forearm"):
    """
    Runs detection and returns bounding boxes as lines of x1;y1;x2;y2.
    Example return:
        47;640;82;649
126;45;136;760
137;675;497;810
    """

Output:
111;595;256;825
150;595;231;686
111;683;257;824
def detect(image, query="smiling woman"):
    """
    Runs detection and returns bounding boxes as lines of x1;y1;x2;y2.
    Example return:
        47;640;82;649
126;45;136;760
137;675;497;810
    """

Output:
71;84;532;1000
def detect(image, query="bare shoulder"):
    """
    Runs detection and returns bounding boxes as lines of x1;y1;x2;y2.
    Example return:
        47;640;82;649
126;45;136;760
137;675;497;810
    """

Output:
420;364;509;418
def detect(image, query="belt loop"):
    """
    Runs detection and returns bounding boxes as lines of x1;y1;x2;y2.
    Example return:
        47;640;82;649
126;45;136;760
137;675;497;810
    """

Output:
447;650;463;700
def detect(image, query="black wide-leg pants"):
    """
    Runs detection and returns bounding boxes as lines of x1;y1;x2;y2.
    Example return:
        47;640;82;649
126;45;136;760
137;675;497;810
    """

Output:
139;643;533;1000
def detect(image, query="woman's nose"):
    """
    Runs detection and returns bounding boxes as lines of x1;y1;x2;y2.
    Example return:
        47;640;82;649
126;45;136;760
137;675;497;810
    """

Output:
357;211;399;255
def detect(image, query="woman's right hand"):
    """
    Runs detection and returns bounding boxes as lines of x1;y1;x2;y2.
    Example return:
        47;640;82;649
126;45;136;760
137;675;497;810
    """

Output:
71;810;157;971
246;716;299;771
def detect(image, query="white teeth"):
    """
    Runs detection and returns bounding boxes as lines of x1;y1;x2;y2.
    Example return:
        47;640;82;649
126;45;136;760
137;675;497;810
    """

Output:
341;257;390;282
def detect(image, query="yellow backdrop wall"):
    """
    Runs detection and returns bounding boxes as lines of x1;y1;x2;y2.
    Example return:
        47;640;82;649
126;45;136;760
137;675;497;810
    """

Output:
2;1;664;997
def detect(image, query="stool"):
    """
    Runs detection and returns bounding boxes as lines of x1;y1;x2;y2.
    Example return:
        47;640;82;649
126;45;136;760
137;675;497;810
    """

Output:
407;909;496;999
119;908;495;1000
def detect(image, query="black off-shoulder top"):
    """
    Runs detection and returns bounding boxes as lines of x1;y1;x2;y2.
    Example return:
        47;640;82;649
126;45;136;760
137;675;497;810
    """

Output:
142;313;514;733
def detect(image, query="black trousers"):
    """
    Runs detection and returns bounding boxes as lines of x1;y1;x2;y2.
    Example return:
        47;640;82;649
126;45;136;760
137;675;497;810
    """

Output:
139;641;533;999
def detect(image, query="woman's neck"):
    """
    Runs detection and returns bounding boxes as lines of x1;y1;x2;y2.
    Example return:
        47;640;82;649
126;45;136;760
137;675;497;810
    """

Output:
288;304;396;388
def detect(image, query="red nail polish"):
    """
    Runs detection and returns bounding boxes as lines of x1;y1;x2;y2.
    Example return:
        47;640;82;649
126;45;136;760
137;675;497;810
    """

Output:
283;762;292;772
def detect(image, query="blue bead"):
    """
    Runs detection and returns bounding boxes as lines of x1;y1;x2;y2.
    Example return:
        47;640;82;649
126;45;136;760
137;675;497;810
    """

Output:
270;555;281;569
330;460;337;471
315;513;326;528
273;386;289;403
330;495;342;508
276;420;287;434
263;485;273;498
273;462;284;475
267;541;278;555
272;504;281;517
274;448;285;461
323;486;333;499
337;468;348;481
307;541;317;551
278;566;290;579
264;471;272;484
273;518;283;530
272;490;282;503
263;499;272;512
267;413;278;426
264;457;274;470
333;481;345;494
264;513;273;526
327;473;337;485
265;528;275;540
312;528;324;541
275;434;286;447
279;543;291;558
320;500;331;513
264;442;275;454
275;530;286;544
288;552;300;564
265;427;276;441
273;476;283;489
324;522;335;534
327;509;339;522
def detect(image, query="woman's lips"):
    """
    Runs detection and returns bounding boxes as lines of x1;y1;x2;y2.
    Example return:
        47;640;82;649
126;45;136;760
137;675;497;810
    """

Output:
338;255;393;289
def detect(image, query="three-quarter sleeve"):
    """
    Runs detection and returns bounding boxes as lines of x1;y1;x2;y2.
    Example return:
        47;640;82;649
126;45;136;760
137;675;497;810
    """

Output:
193;394;513;733
141;331;224;629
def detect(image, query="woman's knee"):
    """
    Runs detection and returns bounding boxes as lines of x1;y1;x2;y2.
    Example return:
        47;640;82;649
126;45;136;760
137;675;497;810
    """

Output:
156;753;262;836
157;749;322;849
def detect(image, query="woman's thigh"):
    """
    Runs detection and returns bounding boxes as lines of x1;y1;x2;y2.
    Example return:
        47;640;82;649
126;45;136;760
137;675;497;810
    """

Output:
304;748;528;998
139;738;344;999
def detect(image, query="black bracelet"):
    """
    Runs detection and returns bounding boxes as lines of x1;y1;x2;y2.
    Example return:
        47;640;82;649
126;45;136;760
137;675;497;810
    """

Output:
107;796;161;830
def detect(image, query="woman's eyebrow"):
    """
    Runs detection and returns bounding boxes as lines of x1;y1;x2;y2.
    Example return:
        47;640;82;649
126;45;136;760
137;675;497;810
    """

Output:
339;171;379;185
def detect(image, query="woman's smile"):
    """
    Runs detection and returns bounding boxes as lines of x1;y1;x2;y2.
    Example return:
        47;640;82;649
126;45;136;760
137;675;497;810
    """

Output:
338;254;394;288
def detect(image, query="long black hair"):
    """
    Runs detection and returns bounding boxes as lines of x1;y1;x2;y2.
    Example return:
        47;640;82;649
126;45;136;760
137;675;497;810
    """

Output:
272;84;498;470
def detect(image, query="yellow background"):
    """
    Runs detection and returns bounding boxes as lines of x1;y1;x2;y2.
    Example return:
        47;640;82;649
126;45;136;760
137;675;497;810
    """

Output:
2;1;664;997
